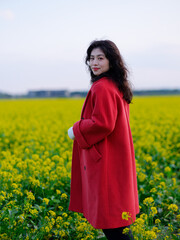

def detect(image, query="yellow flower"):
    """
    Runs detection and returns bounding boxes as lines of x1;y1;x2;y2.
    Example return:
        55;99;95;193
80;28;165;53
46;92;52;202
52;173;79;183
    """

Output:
149;180;154;185
45;216;50;221
0;195;5;202
43;198;50;205
138;172;146;182
168;223;173;232
31;178;40;187
51;218;55;225
56;216;63;224
48;210;56;217
59;230;66;237
144;230;157;239
164;166;171;172
29;209;38;217
140;213;148;220
155;219;161;224
13;189;23;196
56;189;61;195
143;197;154;206
172;178;176;185
122;212;131;221
159;181;166;189
134;218;145;225
150;188;157;193
152;226;159;233
151;162;157;168
45;226;50;233
18;214;25;223
63;221;70;228
12;183;18;189
140;187;145;193
122;227;130;235
150;207;158;217
77;224;85;232
168;204;178;212
26;191;35;201
62;212;68;218
145;156;152;163
61;193;68;200
58;206;63;211
85;235;94;240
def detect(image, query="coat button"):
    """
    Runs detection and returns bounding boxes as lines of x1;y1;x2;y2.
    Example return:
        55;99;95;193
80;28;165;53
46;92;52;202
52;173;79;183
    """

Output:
84;166;86;170
82;117;84;119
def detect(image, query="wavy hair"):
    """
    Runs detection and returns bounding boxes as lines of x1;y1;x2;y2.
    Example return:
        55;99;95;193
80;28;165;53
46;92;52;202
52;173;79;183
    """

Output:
85;40;133;104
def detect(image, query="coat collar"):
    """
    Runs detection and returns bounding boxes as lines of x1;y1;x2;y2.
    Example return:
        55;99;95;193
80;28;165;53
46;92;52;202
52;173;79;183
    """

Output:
91;72;111;83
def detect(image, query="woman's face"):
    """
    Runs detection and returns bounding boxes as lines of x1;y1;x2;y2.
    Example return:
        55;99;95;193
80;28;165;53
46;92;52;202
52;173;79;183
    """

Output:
89;48;110;76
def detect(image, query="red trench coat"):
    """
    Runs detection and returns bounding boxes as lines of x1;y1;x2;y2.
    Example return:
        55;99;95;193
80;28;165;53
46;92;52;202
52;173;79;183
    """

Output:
69;77;139;229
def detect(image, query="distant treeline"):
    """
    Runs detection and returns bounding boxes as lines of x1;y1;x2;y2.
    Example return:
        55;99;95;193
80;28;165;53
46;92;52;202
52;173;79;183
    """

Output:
133;89;180;96
0;89;180;99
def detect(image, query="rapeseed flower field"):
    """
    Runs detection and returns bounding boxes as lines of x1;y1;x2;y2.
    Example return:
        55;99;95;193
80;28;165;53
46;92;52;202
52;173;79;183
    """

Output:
0;96;179;240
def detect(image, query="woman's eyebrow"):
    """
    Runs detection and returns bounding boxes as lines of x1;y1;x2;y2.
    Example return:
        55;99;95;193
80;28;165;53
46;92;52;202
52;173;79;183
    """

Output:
90;54;105;57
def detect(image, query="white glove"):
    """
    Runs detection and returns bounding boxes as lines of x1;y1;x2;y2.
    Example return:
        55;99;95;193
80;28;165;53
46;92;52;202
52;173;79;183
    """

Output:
68;127;75;140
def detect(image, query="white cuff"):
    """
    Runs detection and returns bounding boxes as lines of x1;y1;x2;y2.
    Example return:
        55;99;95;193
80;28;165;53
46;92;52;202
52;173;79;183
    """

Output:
68;127;75;140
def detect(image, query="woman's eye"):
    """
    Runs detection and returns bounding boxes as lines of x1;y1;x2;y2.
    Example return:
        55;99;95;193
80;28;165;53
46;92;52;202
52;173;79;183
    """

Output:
98;57;103;60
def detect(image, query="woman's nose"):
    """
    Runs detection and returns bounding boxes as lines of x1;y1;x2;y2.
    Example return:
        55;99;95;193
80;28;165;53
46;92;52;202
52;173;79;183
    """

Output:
93;58;98;65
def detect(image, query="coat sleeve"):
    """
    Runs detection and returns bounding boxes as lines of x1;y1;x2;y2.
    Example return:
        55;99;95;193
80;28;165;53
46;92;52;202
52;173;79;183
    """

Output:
73;82;118;149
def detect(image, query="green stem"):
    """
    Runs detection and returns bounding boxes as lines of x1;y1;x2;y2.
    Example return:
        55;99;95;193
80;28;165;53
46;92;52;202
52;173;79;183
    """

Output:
164;212;171;219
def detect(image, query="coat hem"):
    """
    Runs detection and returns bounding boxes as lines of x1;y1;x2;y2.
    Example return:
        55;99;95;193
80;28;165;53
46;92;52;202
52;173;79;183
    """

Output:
82;212;138;229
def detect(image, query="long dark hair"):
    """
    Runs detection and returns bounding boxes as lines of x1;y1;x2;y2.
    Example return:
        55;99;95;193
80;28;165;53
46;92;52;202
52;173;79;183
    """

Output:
85;40;133;104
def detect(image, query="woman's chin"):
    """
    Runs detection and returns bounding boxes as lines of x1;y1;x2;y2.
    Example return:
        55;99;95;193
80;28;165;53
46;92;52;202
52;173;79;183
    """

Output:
93;72;100;76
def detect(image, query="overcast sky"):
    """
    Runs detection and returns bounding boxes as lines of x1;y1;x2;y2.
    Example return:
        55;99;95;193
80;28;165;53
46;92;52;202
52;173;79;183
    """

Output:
0;0;180;94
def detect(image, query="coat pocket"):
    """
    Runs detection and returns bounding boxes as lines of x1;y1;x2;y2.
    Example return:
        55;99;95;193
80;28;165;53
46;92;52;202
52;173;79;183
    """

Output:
89;145;102;162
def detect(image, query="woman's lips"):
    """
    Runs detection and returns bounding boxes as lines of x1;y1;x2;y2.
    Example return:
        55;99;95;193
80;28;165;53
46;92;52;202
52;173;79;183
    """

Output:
93;68;100;71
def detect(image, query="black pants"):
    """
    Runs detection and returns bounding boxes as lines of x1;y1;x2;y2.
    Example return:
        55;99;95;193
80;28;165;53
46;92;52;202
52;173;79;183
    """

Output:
102;225;134;240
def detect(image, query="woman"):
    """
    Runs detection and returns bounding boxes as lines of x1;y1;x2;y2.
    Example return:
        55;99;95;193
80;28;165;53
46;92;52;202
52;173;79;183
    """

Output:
68;40;139;240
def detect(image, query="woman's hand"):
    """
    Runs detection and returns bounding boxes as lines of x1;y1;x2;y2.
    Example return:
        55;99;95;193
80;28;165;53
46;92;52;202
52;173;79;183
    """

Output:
68;127;75;140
